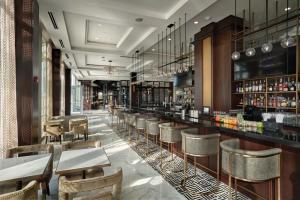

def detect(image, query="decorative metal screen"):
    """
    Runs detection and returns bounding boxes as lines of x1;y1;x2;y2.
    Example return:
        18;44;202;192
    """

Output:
0;0;18;158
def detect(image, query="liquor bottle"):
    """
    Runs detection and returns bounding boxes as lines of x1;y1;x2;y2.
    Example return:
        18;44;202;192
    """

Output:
236;84;239;93
281;98;287;107
287;77;291;91
274;80;278;91
279;78;283;91
283;78;289;92
268;96;272;106
252;81;255;92
258;80;262;92
253;94;257;106
290;78;295;91
272;95;276;107
245;83;248;92
287;97;291;107
240;83;243;93
269;83;273;92
291;97;296;107
277;96;281;107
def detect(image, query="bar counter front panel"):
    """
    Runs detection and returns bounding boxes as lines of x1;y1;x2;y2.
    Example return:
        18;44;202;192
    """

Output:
132;108;300;200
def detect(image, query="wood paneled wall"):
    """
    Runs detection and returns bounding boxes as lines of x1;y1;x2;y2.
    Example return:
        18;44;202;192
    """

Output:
65;68;71;115
52;49;62;116
194;16;243;112
15;0;41;145
202;37;212;107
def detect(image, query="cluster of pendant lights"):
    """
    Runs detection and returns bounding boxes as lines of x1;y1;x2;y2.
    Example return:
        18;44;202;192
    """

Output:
232;0;296;61
157;13;191;78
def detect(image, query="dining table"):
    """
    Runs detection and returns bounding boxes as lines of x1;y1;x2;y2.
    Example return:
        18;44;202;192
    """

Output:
55;148;111;178
0;154;52;190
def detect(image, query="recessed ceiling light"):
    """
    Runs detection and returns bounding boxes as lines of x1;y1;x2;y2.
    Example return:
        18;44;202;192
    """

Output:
168;38;171;41
194;21;199;24
95;37;99;40
97;23;102;26
152;48;155;51
135;18;143;22
284;7;291;11
205;16;211;20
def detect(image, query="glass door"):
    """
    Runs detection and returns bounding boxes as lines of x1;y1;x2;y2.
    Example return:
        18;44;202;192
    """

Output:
71;85;83;114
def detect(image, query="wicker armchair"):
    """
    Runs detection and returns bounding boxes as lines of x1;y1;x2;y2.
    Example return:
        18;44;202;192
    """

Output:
6;144;54;195
59;168;123;200
44;120;64;144
69;118;89;141
0;181;38;200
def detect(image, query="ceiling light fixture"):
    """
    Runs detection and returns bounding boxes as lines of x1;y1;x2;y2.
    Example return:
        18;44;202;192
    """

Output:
261;0;273;54
193;20;199;24
284;7;291;11
168;38;171;41
231;0;240;60
97;23;102;26
281;0;296;48
152;48;155;51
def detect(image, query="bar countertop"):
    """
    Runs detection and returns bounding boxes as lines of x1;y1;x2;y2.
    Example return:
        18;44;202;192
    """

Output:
132;107;300;151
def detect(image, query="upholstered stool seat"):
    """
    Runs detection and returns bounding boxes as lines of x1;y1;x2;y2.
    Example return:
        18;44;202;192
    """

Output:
220;138;282;200
181;128;220;195
158;122;187;173
135;115;148;145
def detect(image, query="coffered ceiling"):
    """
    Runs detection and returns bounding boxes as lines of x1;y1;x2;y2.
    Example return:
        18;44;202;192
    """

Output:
38;0;220;81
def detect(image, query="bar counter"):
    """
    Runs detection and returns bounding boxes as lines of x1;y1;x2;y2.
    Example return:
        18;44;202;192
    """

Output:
131;107;300;200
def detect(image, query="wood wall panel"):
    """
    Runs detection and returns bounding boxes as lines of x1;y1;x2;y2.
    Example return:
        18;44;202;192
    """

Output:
52;49;61;116
65;68;71;115
202;37;212;107
15;0;40;145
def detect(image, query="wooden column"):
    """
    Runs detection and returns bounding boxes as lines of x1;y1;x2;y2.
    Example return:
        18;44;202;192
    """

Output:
52;49;61;116
65;68;71;115
194;16;243;112
15;0;41;145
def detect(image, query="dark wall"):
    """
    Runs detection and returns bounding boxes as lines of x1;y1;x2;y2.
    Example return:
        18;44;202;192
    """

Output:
65;68;71;115
15;0;41;145
52;49;62;116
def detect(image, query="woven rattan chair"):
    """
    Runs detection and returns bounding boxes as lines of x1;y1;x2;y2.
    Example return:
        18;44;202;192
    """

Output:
59;168;123;200
62;140;101;151
44;119;64;144
0;181;38;200
6;144;54;195
69;118;89;141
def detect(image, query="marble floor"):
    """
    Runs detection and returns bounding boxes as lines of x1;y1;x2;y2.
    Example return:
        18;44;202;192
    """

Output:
47;111;186;200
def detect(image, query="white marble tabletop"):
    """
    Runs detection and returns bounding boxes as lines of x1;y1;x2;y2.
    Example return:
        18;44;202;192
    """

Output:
55;148;111;175
0;154;52;184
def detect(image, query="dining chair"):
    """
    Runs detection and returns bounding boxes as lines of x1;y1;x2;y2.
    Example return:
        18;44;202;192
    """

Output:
43;120;64;144
62;140;101;151
69;117;89;141
6;144;54;195
59;168;123;200
0;180;38;200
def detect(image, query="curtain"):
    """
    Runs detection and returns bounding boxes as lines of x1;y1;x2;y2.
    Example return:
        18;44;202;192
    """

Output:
0;0;18;158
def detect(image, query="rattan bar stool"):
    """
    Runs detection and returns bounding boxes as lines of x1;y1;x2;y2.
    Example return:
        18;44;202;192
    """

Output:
181;128;220;195
220;139;282;200
159;122;187;173
135;115;147;145
127;113;140;142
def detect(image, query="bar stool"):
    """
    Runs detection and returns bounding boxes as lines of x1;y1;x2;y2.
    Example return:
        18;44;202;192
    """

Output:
135;115;147;145
181;128;220;195
159;122;187;173
145;118;160;154
127;113;140;142
220;139;281;200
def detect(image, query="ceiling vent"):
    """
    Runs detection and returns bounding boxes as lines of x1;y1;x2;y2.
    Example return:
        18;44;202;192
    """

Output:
59;39;65;48
48;12;58;30
65;53;69;59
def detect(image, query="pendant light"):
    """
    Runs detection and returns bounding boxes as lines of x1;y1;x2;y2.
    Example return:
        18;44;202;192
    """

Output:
261;0;273;53
232;0;240;60
281;0;296;48
245;0;256;57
